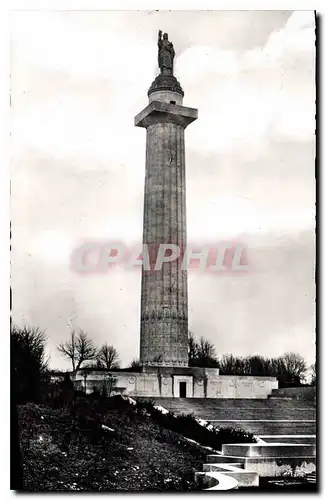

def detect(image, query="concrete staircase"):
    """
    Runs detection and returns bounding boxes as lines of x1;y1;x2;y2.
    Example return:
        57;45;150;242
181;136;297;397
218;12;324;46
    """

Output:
134;396;317;489
143;396;318;489
198;441;316;488
142;397;316;435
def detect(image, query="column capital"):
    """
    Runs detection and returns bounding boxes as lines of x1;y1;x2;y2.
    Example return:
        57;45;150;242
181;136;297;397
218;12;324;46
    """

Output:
135;100;198;129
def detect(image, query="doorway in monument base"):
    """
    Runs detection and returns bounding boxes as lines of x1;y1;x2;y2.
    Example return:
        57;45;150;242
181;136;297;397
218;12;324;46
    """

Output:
173;375;193;398
179;381;187;398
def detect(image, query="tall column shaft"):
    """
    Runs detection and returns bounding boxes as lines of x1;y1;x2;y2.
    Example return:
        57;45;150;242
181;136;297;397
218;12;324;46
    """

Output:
135;98;197;367
140;121;188;366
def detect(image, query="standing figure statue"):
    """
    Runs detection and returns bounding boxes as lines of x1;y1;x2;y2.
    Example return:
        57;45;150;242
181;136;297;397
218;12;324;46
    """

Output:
158;30;175;75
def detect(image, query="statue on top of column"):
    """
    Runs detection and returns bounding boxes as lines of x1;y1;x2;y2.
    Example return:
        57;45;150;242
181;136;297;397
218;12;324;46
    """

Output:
158;30;175;75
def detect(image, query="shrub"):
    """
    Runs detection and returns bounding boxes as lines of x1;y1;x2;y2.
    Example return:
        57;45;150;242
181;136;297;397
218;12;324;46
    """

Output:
135;399;256;451
11;324;49;405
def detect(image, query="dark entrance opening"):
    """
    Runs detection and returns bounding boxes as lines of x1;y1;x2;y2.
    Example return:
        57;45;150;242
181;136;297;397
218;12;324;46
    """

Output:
179;381;187;398
170;100;176;104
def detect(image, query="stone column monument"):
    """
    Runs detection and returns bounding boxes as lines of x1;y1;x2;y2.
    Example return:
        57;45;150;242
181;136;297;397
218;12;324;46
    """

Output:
135;31;198;367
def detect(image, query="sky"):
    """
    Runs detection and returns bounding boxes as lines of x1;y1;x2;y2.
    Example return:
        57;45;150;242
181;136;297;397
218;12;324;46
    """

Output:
10;10;316;369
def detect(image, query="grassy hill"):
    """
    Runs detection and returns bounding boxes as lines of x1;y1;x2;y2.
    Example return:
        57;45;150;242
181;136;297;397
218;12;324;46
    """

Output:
18;400;207;491
17;394;256;492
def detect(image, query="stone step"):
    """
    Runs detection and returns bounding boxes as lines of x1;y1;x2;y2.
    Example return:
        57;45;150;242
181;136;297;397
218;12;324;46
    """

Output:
203;462;244;471
195;411;314;416
268;396;293;400
206;454;246;464
195;471;239;490
206;454;316;478
260;435;316;444
207;420;316;436
150;397;315;405
146;398;316;422
203;466;259;488
166;413;315;421
222;443;316;458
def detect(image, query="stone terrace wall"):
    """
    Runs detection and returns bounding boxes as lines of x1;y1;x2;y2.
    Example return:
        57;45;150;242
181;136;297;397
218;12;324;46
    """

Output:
270;386;316;401
73;370;160;397
207;376;278;399
73;370;278;399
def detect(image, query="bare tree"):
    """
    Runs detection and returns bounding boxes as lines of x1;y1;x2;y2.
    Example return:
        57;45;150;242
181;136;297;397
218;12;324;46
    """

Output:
310;362;316;386
245;355;272;376
188;332;219;368
197;336;217;360
96;343;120;370
277;352;308;385
188;331;199;364
219;354;246;375
57;330;97;371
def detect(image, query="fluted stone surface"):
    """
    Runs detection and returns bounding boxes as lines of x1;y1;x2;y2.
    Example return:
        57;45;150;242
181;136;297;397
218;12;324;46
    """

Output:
135;88;197;367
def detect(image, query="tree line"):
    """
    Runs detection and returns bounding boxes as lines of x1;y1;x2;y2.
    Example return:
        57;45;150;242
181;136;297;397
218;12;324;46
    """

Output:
188;332;310;386
11;323;314;406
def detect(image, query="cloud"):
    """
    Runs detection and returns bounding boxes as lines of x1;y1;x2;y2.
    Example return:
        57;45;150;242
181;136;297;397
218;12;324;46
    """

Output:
177;11;315;154
244;11;315;65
